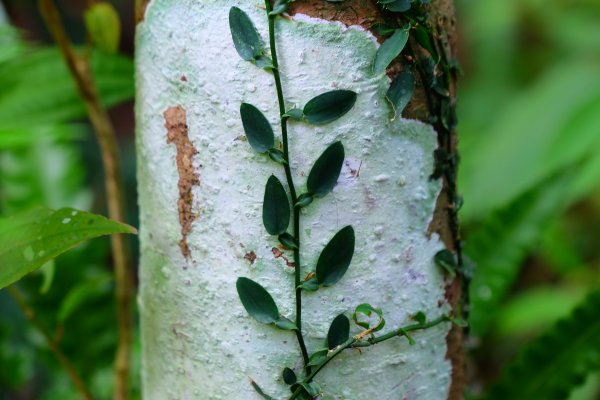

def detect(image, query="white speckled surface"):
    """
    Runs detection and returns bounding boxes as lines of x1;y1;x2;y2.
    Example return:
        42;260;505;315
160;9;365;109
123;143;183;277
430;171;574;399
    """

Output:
136;1;451;398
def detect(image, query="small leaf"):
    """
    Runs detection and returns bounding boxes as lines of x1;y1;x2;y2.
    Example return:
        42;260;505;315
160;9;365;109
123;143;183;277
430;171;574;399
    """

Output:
398;328;416;345
278;232;298;249
282;367;297;385
307;142;345;198
353;303;385;332
298;276;319;292
236;277;279;324
84;2;121;54
268;148;287;164
284;108;304;120
303;90;357;125
295;193;314;208
386;0;411;12
308;349;329;366
250;379;276;400
386;70;415;119
270;0;289;15
0;208;136;290
275;316;298;331
434;249;457;278
229;7;264;62
240;103;274;153
373;28;409;74
327;314;350;349
263;176;290;235
316;226;355;286
411;311;427;325
371;22;397;37
255;55;274;70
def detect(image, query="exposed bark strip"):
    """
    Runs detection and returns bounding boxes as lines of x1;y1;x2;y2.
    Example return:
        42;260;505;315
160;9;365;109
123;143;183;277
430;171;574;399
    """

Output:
135;0;151;23
164;106;199;259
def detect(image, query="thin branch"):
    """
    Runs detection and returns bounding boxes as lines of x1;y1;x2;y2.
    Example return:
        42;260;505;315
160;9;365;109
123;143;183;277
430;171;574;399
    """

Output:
37;1;133;399
8;286;94;400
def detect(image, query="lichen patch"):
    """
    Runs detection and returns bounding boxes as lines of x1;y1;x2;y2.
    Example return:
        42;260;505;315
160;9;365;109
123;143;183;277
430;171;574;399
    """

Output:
164;105;199;259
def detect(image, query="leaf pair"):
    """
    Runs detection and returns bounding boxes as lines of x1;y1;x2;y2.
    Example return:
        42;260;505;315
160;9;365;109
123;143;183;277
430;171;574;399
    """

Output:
229;7;272;68
299;226;355;290
287;90;357;125
236;277;296;330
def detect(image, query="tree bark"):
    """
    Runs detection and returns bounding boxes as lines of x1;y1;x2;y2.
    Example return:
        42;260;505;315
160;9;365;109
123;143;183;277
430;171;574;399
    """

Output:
135;0;462;398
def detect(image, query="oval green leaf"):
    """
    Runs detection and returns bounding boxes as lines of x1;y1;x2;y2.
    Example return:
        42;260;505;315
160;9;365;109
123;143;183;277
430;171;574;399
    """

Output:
386;70;415;119
386;0;411;12
306;141;345;198
303;90;357;125
263;175;290;235
229;7;263;61
282;367;297;385
373;28;409;74
240;103;275;153
327;314;350;349
84;2;121;54
316;225;355;286
0;207;136;290
236;277;279;324
308;349;329;366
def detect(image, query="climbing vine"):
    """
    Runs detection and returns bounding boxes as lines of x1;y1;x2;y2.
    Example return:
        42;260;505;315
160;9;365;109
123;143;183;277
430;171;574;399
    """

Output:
228;1;464;399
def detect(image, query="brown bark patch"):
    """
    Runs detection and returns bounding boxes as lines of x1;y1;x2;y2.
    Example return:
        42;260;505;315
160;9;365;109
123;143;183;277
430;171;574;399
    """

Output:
135;0;152;23
164;106;199;259
244;251;257;264
288;0;382;30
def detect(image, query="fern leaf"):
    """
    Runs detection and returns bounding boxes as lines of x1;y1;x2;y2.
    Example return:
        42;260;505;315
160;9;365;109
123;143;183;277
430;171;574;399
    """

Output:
484;289;600;400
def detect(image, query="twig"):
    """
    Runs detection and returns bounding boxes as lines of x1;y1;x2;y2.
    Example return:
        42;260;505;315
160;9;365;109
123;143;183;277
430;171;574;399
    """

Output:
8;286;94;400
37;1;133;399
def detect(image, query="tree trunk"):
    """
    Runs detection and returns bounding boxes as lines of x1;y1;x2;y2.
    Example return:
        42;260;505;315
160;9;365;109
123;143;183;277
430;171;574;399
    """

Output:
135;0;462;399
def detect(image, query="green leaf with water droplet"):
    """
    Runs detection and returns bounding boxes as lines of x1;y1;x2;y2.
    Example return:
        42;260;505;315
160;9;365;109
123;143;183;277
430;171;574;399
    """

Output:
386;70;415;119
327;314;350;349
307;141;345;198
240;103;275;154
373;28;409;74
0;207;136;290
263;176;290;235
229;7;264;62
84;2;121;54
303;90;357;125
236;277;280;324
316;226;355;286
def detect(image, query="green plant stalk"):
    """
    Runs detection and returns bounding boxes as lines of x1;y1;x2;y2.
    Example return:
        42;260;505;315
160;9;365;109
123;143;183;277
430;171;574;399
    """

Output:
264;0;310;372
288;315;449;400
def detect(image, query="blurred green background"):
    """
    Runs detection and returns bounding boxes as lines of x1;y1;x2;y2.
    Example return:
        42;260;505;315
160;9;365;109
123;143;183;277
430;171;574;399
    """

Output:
0;0;599;398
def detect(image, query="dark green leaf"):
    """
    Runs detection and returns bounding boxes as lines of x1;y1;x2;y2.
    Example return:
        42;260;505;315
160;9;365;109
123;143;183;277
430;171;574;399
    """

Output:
373;28;409;74
282;367;297;385
386;0;411;12
484;290;600;400
386;70;415;119
0;207;136;290
371;22;397;37
240;103;274;153
413;25;438;60
307;141;345;198
308;349;329;366
278;232;298;249
268;148;287;164
327;314;350;349
316;226;355;286
255;55;274;70
434;249;457;278
275;316;297;331
303;90;357;125
236;277;279;324
270;0;289;15
229;7;263;62
353;303;385;332
298;276;319;291
250;379;275;400
295;193;314;208
411;311;427;325
263;175;290;235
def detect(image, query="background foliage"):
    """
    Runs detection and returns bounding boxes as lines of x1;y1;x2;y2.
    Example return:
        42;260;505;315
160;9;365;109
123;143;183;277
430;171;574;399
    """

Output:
0;0;598;399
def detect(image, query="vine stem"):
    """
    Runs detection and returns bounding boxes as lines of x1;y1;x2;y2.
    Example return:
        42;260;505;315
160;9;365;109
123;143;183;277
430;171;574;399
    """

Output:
38;1;133;399
288;316;450;400
8;286;94;400
263;0;311;373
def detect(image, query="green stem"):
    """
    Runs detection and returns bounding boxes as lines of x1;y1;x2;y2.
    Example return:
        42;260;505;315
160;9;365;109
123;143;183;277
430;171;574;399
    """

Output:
287;316;450;400
264;0;310;373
